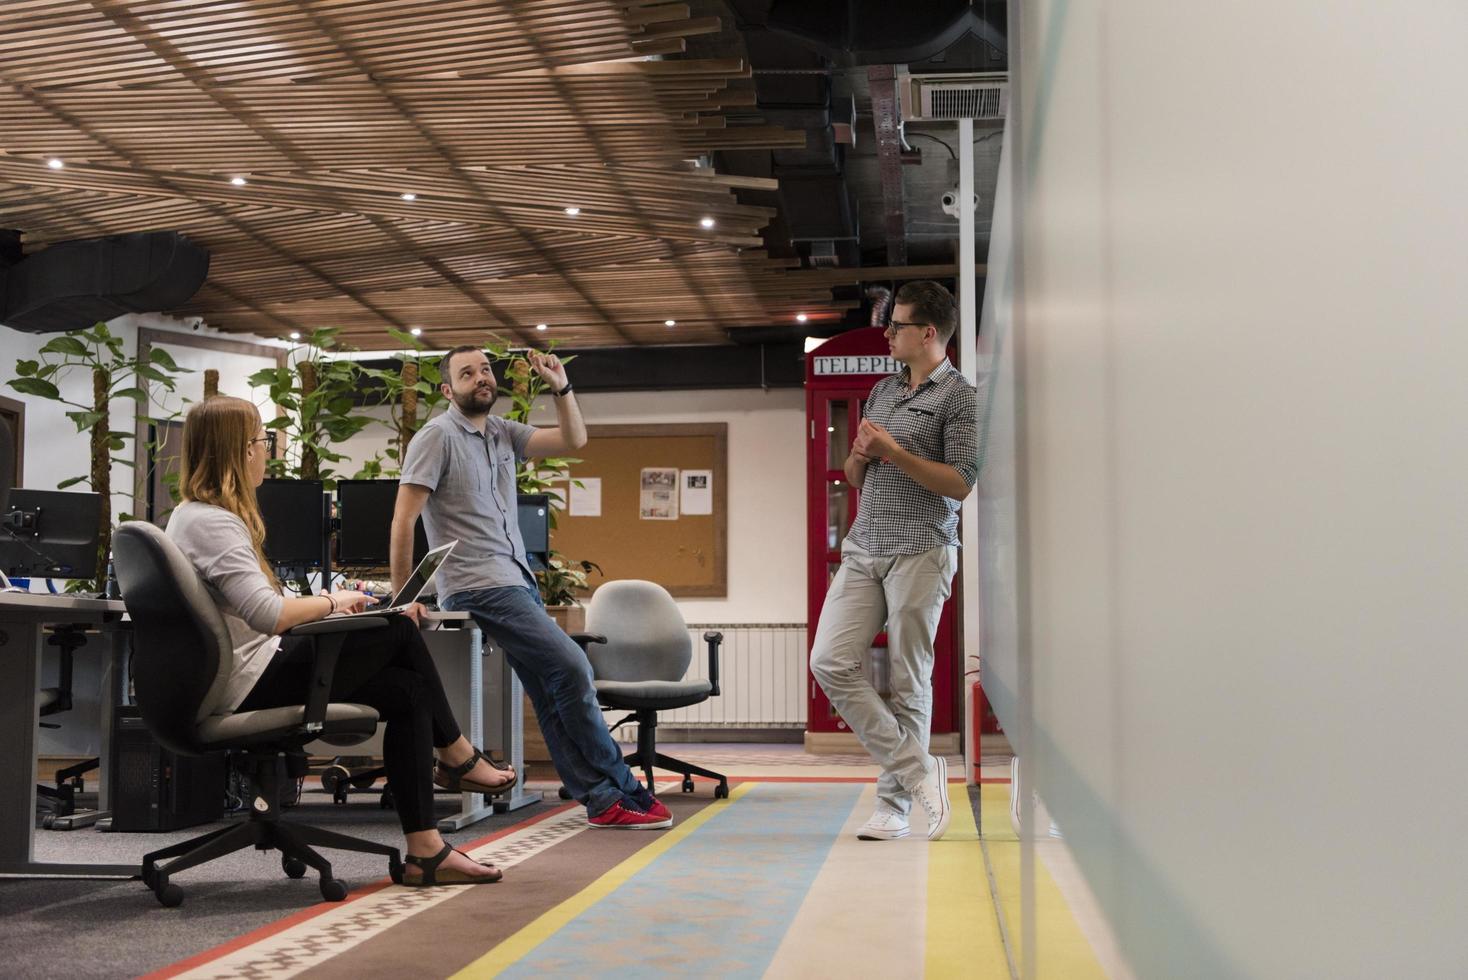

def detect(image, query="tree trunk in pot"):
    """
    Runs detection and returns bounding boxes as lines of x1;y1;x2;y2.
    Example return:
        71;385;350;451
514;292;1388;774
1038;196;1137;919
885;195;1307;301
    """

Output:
91;366;110;584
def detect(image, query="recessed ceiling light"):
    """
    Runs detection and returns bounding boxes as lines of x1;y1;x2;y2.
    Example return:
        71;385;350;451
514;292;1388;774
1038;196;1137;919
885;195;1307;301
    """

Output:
564;207;581;216
796;313;809;323
834;480;842;486
230;176;247;186
664;319;676;327
536;323;548;331
289;331;301;340
400;192;417;201
409;327;422;336
47;158;64;170
827;426;835;433
699;216;715;229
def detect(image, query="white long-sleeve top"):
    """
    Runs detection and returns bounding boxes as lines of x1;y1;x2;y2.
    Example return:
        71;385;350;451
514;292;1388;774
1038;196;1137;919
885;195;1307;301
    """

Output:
166;500;286;712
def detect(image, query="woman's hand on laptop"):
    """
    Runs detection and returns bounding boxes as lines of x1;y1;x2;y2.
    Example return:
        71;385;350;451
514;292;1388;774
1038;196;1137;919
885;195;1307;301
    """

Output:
329;589;378;615
402;602;428;626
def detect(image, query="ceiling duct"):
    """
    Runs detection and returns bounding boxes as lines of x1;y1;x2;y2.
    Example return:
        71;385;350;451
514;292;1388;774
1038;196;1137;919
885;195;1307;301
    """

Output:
899;71;1009;122
1;231;209;334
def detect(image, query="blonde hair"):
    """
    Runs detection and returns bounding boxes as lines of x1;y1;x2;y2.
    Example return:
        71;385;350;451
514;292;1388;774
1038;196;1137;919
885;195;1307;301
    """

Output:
179;395;280;593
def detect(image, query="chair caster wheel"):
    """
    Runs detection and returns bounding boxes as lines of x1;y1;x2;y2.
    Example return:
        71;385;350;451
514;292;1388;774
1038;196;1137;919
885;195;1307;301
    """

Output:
321;763;350;801
681;778;695;794
282;856;308;879
155;873;183;908
714;783;730;799
558;786;572;800
41;814;56;830
320;877;348;902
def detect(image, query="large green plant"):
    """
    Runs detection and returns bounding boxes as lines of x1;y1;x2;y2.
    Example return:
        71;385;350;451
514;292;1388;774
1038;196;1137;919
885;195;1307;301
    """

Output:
484;340;600;605
8;321;190;583
354;326;447;478
247;327;372;487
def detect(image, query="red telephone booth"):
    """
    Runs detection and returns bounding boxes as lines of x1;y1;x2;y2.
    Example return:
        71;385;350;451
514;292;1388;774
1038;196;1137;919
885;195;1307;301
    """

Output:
805;328;960;745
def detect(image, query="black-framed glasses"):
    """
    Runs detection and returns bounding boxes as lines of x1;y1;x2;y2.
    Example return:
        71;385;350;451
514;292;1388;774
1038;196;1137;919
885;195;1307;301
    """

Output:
886;320;930;332
249;432;277;455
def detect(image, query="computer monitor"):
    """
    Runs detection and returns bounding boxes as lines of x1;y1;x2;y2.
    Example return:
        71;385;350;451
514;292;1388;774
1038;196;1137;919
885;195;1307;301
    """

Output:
335;479;428;568
518;492;550;571
255;479;327;569
0;488;104;579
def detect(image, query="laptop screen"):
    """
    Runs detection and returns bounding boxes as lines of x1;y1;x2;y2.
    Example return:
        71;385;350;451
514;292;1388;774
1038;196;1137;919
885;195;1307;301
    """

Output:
389;541;456;608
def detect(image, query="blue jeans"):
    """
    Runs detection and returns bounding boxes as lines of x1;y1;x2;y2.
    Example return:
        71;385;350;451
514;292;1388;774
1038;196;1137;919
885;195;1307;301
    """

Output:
443;584;639;815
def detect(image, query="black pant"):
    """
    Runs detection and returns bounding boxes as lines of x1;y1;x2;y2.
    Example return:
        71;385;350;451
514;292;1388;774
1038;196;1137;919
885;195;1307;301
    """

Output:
239;617;462;834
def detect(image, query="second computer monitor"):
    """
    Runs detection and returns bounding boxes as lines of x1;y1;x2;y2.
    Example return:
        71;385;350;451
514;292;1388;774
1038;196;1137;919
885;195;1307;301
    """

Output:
335;479;427;568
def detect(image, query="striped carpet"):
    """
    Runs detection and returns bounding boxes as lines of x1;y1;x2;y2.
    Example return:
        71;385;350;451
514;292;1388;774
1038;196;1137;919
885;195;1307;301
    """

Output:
133;775;1104;980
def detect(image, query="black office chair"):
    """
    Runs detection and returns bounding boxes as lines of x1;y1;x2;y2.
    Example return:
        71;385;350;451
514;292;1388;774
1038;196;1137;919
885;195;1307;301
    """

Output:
570;580;728;799
36;626;102;827
112;521;403;907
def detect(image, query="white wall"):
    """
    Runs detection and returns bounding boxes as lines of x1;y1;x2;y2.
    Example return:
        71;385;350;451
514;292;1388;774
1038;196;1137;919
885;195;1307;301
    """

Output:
1004;2;1468;978
333;387;808;624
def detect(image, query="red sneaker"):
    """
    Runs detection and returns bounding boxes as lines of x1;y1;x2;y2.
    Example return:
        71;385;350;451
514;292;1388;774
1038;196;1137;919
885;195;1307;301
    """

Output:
630;787;671;820
588;800;673;830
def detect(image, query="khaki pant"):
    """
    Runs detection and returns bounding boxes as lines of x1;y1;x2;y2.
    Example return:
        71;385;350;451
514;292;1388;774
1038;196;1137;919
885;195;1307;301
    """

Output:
810;541;958;815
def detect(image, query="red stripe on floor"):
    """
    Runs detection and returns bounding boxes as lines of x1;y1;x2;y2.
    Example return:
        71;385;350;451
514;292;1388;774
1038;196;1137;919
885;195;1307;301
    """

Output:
140;802;575;980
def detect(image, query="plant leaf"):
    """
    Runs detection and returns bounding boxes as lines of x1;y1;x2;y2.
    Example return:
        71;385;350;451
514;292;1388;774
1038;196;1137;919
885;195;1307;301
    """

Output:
8;377;61;399
41;336;89;357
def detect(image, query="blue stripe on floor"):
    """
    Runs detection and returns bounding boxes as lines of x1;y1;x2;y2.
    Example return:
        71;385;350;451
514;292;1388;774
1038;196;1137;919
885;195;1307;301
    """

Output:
497;782;866;979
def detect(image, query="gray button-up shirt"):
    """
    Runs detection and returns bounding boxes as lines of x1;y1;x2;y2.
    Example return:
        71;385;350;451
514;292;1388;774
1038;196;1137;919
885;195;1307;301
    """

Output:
399;403;537;599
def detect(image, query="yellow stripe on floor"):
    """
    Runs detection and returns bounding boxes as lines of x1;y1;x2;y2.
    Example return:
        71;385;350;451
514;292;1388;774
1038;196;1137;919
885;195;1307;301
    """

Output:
979;784;1108;980
927;782;1011;978
451;782;754;979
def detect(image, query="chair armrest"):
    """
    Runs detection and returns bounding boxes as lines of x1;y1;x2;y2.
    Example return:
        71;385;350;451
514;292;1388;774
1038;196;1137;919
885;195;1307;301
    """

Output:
703;631;723;697
287;615;390;637
290;617;389;730
567;631;608;650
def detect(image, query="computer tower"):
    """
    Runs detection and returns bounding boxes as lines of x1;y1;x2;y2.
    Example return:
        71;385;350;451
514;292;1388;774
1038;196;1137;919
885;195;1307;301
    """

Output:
110;706;226;832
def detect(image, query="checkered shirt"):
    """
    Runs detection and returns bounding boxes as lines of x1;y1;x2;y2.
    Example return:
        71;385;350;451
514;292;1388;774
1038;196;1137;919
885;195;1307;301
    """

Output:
845;358;979;556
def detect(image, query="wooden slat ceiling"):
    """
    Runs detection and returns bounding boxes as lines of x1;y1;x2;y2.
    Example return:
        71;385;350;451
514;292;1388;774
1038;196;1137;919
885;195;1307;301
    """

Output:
0;0;859;348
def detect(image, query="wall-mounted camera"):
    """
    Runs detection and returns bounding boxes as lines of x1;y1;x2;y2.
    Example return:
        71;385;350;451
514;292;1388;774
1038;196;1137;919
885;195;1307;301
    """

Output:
940;190;981;218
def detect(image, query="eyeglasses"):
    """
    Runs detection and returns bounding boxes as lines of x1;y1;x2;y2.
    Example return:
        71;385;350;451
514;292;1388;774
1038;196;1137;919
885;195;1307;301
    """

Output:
248;433;277;454
885;320;931;333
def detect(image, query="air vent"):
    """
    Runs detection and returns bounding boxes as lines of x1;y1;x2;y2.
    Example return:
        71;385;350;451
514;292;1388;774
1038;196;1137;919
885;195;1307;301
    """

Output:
898;71;1009;122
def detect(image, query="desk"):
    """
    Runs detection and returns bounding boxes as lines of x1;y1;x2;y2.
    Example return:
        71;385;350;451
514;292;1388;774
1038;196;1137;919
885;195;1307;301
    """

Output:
0;591;134;878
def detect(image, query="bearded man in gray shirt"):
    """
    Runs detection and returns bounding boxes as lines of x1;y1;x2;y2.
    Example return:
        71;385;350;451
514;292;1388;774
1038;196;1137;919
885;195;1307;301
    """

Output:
392;346;672;829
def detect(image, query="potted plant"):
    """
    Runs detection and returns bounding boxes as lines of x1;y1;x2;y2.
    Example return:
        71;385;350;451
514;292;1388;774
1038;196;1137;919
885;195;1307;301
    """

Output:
354;327;447;477
8;321;189;585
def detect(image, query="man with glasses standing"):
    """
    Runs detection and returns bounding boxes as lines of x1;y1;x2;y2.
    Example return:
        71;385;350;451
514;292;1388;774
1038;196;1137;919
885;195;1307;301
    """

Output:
810;280;978;842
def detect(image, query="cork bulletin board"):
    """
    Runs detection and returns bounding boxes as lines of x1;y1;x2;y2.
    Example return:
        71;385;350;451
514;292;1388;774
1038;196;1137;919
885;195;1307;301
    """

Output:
551;423;727;597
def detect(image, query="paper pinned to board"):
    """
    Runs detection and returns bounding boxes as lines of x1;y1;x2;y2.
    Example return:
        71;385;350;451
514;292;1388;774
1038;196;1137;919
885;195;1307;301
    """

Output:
639;467;678;520
680;469;713;515
569;477;601;517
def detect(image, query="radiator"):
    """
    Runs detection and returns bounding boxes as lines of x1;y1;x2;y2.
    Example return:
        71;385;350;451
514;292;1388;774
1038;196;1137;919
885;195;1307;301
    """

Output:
615;623;808;733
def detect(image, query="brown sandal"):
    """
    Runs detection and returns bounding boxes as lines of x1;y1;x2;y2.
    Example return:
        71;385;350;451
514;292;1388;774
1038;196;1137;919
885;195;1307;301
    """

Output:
397;843;502;886
434;747;517;796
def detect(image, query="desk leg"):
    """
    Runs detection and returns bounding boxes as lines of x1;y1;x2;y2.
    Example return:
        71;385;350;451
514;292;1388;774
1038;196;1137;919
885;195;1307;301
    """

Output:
491;643;540;815
0;616;132;877
433;624;496;833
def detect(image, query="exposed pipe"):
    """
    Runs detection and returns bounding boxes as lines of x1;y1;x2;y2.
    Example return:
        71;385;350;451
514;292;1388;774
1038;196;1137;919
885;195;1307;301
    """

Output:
867;285;894;327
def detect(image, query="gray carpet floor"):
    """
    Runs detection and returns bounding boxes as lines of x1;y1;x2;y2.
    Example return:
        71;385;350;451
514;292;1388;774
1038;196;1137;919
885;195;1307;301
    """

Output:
1;788;554;980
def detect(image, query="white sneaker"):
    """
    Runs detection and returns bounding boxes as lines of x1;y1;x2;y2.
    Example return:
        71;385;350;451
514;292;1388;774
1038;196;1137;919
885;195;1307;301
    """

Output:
856;801;911;841
911;754;951;840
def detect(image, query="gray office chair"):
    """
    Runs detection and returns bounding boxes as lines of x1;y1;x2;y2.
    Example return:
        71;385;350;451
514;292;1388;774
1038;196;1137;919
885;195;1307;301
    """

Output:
571;580;728;799
112;521;403;907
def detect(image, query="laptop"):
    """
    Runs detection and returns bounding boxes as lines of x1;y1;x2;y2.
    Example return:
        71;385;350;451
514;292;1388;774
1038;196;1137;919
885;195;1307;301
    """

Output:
345;540;456;616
